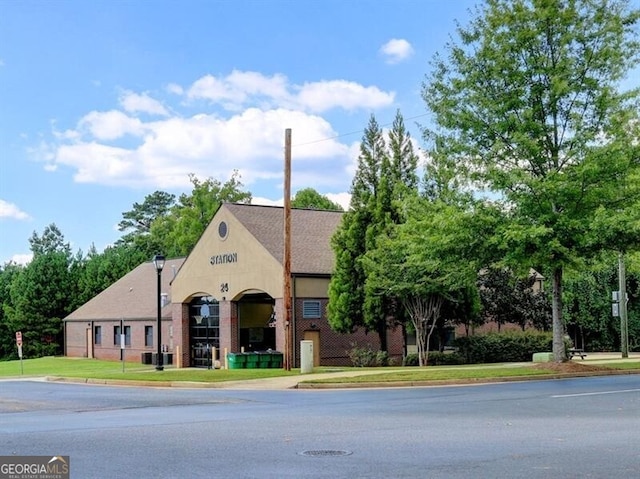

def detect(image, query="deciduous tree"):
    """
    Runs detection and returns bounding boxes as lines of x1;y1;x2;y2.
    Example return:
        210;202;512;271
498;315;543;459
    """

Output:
152;171;251;257
291;188;343;211
423;0;640;361
363;198;487;365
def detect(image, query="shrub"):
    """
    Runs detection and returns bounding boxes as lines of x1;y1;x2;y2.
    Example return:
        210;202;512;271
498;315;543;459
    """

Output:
403;352;465;366
454;331;555;363
348;345;388;367
403;353;419;366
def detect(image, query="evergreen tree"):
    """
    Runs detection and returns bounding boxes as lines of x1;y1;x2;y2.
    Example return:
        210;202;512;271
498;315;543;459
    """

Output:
328;113;420;351
118;190;176;240
0;262;23;360
5;225;78;357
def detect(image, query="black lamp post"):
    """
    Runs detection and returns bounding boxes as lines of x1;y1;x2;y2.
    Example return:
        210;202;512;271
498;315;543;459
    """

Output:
153;254;165;371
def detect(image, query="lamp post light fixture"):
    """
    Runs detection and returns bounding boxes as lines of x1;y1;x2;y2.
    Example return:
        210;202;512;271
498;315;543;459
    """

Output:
153;254;166;371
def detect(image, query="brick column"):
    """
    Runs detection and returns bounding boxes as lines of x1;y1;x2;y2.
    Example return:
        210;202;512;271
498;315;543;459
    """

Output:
171;302;190;368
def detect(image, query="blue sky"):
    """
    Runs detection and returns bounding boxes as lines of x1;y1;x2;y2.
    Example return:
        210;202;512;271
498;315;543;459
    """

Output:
0;0;481;265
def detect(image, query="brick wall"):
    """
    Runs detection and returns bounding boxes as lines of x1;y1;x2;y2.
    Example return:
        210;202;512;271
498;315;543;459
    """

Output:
65;322;88;358
66;318;172;363
293;298;404;366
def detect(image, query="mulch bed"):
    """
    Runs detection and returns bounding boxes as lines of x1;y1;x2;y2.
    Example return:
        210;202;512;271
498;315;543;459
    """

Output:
532;361;613;373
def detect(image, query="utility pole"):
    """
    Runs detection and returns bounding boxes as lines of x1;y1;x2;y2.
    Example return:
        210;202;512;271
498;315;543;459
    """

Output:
283;128;292;370
618;252;629;358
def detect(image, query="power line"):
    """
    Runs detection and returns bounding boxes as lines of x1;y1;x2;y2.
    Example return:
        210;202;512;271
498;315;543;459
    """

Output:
292;112;429;148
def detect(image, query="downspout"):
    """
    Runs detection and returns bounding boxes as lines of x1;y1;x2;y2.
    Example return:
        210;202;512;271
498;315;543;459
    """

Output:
292;273;297;367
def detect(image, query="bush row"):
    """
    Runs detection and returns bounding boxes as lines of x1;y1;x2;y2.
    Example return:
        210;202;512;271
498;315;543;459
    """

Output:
350;332;569;367
402;351;465;366
454;331;557;363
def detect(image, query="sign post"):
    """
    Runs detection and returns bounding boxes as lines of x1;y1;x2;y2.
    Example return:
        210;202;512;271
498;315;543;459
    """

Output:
16;331;23;374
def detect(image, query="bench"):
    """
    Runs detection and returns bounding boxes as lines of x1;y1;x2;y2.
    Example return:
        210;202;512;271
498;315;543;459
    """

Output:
569;348;587;360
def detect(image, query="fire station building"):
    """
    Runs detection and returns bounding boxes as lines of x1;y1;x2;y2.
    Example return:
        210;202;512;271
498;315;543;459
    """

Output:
64;203;404;367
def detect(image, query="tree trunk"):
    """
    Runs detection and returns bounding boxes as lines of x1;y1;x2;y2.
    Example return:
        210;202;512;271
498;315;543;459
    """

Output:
552;267;566;362
377;323;388;352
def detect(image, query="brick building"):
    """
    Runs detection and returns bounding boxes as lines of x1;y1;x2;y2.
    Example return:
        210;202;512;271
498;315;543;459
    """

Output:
64;203;404;367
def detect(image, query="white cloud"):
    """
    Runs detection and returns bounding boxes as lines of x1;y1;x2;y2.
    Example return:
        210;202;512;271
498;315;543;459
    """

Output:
187;71;289;110
166;83;184;95
10;253;32;266
296;80;395;113
185;70;394;113
43;70;396;201
78;110;145;140
52;107;350;190
251;196;282;207
119;90;169;116
325;192;351;210
0;200;31;220
56;142;138;184
380;38;414;64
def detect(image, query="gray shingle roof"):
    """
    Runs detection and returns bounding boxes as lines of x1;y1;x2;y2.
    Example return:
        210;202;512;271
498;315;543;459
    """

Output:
224;203;343;275
65;205;344;321
65;258;185;321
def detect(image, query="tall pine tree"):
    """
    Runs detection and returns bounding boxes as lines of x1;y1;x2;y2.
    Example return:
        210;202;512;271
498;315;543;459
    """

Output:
328;112;419;351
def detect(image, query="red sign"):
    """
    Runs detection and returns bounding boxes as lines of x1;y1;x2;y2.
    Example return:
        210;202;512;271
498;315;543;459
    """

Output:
16;331;22;346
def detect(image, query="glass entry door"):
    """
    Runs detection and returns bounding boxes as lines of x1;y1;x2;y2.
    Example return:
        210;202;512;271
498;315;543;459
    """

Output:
189;298;219;368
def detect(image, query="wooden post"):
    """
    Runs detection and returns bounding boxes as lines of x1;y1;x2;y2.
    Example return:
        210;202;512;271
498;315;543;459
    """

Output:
283;128;293;370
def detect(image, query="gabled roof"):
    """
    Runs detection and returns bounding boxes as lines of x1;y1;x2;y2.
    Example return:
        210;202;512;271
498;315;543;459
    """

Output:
64;258;185;321
223;203;343;275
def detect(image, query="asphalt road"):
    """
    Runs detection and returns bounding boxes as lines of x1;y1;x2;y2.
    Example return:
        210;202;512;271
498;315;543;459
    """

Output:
1;376;639;478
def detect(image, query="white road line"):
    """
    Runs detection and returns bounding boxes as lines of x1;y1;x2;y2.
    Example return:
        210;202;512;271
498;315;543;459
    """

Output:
552;389;640;398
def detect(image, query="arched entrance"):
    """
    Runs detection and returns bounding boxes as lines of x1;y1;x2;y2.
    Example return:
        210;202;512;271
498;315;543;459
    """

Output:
237;291;276;352
189;296;219;368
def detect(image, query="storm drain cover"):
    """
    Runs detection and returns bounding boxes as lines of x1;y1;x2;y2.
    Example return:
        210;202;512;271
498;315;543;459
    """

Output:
299;450;353;457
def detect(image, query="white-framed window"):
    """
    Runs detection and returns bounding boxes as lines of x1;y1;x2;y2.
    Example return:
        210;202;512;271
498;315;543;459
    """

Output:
145;326;153;347
302;300;321;319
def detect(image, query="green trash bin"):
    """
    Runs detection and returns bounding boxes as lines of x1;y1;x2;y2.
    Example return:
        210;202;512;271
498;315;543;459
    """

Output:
227;352;246;369
270;352;283;368
245;352;259;369
257;351;272;368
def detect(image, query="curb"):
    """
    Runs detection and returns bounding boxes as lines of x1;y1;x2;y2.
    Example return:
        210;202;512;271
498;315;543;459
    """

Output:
296;368;640;389
43;368;640;390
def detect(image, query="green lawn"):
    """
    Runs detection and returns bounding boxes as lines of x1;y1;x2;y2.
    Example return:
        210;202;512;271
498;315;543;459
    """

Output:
1;356;638;385
304;366;554;384
0;357;298;382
